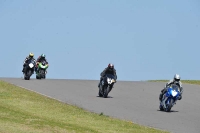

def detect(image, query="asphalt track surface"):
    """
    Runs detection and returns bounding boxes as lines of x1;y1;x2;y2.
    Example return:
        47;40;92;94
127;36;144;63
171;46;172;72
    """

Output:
1;78;200;133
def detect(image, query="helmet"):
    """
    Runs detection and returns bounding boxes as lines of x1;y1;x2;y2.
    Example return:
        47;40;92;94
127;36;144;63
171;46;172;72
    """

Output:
29;53;34;58
41;54;46;59
173;74;180;82
108;63;114;69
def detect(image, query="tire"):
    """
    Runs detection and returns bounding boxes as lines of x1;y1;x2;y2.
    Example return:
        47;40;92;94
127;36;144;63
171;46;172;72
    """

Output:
103;86;109;98
37;70;42;79
27;70;32;80
165;99;174;112
40;70;45;79
38;75;41;79
108;85;112;94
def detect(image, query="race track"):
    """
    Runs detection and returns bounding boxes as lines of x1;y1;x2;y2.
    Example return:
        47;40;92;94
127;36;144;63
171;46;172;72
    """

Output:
1;78;200;133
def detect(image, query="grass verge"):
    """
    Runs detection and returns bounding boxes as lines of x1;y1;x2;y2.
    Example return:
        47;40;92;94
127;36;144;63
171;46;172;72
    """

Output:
149;80;200;85
0;80;168;133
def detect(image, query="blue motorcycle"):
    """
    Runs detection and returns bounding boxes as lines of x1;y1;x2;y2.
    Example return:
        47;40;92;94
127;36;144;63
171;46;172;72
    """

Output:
159;84;181;112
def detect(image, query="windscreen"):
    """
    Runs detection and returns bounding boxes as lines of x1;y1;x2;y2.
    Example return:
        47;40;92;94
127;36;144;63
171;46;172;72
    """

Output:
171;84;180;92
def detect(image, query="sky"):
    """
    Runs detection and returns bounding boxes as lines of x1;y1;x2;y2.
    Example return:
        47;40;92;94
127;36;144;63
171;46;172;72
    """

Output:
0;0;200;81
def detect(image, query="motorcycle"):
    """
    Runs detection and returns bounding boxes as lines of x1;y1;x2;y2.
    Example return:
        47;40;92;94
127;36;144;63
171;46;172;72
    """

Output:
159;84;181;112
23;59;36;80
36;61;48;79
98;74;116;98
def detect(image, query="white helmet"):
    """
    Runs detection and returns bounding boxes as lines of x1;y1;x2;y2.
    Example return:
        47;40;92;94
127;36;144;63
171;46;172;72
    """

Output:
174;74;181;82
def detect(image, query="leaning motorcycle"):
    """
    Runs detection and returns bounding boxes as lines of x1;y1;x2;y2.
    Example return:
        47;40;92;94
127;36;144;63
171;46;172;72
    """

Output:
36;61;48;79
98;74;116;98
159;84;181;112
23;59;36;80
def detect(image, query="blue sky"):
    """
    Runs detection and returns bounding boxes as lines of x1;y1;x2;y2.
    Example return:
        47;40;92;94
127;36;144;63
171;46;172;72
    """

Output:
0;0;199;81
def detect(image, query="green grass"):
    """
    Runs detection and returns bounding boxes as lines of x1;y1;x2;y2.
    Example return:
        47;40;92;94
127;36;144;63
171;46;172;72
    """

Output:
149;80;200;85
0;80;168;133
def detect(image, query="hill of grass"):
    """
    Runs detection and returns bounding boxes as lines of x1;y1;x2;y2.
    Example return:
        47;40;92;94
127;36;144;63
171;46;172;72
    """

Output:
0;80;168;133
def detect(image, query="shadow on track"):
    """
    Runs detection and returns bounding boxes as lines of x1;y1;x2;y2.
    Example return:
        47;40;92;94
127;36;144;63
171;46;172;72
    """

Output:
156;110;179;113
96;96;113;98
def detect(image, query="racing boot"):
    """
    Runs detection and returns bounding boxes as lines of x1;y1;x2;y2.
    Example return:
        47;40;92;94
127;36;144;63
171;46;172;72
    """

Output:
98;77;103;88
159;88;167;102
159;93;163;102
22;67;25;73
35;67;38;73
98;82;100;88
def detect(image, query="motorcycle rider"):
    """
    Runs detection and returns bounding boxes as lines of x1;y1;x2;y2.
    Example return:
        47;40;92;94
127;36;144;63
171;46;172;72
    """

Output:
22;53;36;73
159;74;183;102
35;54;49;73
98;63;117;88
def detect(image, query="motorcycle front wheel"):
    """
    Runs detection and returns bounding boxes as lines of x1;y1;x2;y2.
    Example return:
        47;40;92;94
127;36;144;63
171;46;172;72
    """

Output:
103;86;110;98
165;99;174;112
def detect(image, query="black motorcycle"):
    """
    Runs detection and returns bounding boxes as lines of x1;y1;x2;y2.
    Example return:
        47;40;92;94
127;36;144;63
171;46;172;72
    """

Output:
23;59;36;80
98;74;116;98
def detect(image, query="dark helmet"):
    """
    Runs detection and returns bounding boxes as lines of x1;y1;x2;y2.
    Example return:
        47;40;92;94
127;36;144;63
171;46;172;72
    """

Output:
108;63;114;69
41;54;46;59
